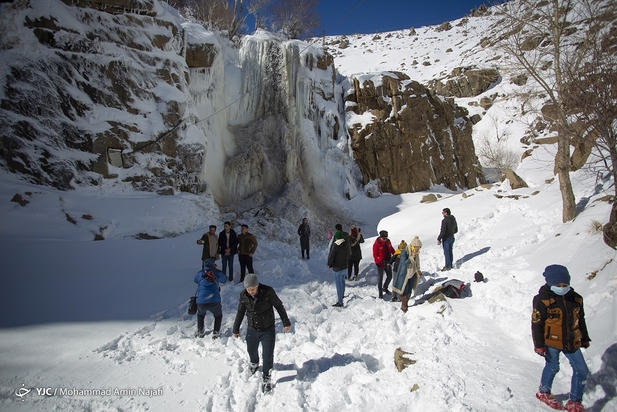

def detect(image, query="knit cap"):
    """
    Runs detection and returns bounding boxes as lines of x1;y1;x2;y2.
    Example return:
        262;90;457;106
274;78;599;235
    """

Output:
543;264;570;286
398;240;408;250
379;230;388;238
410;236;422;248
244;273;259;288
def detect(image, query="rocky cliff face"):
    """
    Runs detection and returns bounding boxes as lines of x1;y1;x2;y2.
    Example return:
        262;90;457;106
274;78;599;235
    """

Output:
0;0;203;193
0;0;484;207
345;72;485;194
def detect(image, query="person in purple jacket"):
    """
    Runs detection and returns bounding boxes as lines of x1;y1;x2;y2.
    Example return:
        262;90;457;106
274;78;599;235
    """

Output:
193;266;227;339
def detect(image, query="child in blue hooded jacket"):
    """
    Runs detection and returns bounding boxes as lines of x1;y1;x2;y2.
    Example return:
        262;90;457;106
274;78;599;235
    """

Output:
193;267;227;339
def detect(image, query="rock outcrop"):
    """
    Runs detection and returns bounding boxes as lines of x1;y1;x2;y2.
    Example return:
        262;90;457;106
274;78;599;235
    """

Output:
0;0;203;193
428;67;500;98
346;72;485;194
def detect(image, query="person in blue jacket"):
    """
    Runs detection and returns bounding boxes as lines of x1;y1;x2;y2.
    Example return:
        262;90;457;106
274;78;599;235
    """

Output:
193;266;228;339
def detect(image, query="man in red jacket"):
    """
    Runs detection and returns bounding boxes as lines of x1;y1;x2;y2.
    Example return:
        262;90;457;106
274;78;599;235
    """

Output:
373;230;395;299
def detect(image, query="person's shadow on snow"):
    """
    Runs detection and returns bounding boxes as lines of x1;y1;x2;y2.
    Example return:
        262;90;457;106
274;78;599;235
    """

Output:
585;343;617;412
274;353;380;383
454;246;491;269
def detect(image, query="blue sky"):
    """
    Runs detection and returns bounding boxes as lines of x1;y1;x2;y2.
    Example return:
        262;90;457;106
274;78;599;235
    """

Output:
316;0;493;36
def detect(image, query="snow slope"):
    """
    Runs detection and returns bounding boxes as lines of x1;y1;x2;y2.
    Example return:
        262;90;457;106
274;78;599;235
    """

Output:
1;2;616;412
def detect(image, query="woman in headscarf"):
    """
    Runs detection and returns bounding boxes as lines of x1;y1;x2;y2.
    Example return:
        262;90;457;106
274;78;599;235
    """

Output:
392;236;422;312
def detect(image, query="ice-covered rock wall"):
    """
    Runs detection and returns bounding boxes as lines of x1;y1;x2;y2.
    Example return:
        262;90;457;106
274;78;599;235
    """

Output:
186;28;359;210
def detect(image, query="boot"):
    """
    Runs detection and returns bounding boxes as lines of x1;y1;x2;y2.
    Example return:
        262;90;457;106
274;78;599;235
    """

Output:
400;295;410;313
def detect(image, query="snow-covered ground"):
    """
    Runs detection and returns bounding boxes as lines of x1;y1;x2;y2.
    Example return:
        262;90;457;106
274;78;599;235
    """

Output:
1;147;616;411
1;1;616;411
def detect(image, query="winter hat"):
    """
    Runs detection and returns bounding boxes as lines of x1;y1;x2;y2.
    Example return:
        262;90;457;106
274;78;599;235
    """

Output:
379;230;388;238
543;264;571;286
244;273;259;288
410;236;422;248
334;230;343;240
474;271;484;282
398;240;408;250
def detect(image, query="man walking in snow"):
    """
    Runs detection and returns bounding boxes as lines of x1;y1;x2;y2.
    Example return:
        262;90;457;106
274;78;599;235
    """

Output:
436;208;457;271
218;221;238;282
372;230;395;298
237;224;258;283
233;274;292;393
532;265;590;412
197;225;219;270
298;218;311;259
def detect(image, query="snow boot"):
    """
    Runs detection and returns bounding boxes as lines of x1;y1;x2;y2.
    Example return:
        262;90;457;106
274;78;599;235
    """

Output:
564;401;585;412
249;363;259;375
261;376;272;393
536;392;564;410
400;295;410;313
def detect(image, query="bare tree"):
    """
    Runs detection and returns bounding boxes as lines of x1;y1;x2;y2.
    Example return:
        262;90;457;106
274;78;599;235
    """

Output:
180;0;246;38
269;0;320;39
248;0;274;30
560;0;617;246
495;0;586;222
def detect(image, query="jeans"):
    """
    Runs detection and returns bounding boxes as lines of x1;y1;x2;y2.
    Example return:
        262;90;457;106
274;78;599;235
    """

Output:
332;269;346;304
197;302;223;333
442;237;455;269
539;346;589;402
238;254;254;282
246;327;276;378
348;259;360;279
377;263;392;296
202;258;216;270
221;254;234;281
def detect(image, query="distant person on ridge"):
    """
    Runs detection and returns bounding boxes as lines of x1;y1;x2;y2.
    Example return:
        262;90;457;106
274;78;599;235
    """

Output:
233;274;292;393
297;218;311;259
347;225;364;281
373;230;395;299
328;227;350;307
193;266;227;339
532;265;590;412
197;225;219;270
218;221;238;282
436;208;457;271
237;224;258;283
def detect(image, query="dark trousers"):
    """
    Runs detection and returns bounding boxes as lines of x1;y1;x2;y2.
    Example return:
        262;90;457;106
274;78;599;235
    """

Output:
221;254;234;281
377;264;392;296
238;254;254;281
197;302;223;333
246;326;276;378
348;259;360;279
300;236;310;258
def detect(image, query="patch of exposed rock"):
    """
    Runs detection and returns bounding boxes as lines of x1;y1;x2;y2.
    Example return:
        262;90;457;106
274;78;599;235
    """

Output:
346;72;485;194
428;67;500;98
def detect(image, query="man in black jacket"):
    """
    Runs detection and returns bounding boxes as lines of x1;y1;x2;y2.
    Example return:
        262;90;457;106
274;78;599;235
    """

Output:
436;208;457;271
218;221;238;282
233;274;292;393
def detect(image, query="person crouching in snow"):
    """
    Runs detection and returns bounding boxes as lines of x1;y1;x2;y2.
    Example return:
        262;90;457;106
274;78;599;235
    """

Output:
194;266;227;339
532;264;590;412
392;236;422;313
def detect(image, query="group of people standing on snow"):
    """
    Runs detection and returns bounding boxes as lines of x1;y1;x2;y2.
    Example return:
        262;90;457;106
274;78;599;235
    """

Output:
189;210;592;409
196;222;258;283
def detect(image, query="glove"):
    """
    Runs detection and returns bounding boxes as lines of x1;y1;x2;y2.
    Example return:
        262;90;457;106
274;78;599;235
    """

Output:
581;341;590;348
534;347;547;357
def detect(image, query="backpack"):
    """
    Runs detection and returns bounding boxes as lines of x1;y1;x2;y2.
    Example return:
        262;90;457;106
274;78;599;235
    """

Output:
440;279;466;298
